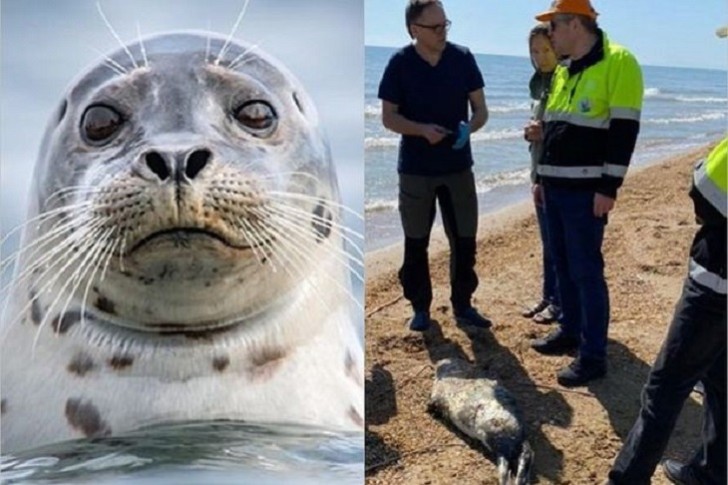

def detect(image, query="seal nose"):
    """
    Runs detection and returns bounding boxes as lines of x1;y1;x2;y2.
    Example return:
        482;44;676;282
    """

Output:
144;148;211;182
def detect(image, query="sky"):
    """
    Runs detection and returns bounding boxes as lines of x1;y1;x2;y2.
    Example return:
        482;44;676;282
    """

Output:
366;0;728;71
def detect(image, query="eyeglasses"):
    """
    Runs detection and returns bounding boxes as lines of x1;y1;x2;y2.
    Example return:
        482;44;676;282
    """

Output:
414;19;451;34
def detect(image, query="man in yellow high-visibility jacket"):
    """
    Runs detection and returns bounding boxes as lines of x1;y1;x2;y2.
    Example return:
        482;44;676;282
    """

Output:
529;0;644;387
609;138;727;484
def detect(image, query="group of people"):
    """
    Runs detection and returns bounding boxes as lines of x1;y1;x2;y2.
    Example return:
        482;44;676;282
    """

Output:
377;0;726;483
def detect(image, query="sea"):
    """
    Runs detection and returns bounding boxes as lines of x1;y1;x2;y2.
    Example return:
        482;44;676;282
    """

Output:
365;45;728;252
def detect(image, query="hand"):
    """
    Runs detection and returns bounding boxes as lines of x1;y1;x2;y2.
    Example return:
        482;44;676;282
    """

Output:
420;124;449;145
524;120;543;142
594;193;615;217
452;121;471;150
532;183;543;207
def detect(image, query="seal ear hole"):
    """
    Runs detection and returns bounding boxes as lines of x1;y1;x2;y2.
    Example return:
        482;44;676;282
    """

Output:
57;100;68;123
292;92;304;115
311;202;333;242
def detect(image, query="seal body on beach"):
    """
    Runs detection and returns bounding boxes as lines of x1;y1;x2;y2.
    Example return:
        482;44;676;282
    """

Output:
0;32;363;453
429;358;533;485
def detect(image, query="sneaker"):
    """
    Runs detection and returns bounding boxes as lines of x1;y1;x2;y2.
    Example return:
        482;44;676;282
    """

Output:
454;306;492;329
556;357;606;387
530;330;579;355
662;459;708;485
532;304;560;324
408;311;430;331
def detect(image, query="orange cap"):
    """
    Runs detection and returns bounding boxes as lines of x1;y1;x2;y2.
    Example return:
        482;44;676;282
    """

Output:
535;0;599;21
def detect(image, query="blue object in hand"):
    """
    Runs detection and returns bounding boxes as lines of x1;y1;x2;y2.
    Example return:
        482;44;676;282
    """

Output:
452;121;470;150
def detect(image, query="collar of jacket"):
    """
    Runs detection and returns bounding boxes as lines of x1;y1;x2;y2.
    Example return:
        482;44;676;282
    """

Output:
568;29;605;75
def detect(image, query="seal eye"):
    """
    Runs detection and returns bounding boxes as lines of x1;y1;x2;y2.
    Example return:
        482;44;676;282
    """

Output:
233;101;276;135
81;105;123;144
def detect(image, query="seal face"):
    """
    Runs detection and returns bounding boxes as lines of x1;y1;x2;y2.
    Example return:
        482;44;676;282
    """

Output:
0;32;363;453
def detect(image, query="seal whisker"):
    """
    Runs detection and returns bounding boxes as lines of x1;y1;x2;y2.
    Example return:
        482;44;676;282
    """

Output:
0;217;106;295
252;214;362;311
236;218;268;267
266;201;364;257
44;186;103;207
266;191;364;222
135;22;149;69
255;205;364;284
204;21;212;63
227;44;260;71
0;201;94;251
0;213;103;281
215;0;251;66
30;226;113;350
2;218;108;324
95;2;138;70
89;47;128;76
55;234;117;342
271;231;362;312
79;232;119;328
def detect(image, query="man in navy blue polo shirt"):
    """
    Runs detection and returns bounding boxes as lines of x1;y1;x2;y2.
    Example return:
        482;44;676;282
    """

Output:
378;0;490;332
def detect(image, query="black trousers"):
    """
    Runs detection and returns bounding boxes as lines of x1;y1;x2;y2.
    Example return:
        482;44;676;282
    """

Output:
398;170;478;312
609;277;727;484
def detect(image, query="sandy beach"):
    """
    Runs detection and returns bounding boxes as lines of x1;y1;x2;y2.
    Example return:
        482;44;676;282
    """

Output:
365;143;719;484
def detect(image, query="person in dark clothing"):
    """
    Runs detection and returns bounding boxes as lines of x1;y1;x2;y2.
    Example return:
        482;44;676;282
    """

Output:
607;138;726;485
377;0;490;332
529;0;644;387
522;23;561;325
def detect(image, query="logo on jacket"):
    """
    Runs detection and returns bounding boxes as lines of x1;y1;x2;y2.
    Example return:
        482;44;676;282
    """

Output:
578;98;592;113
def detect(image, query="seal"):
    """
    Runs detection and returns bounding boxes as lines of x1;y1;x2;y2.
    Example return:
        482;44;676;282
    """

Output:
428;358;533;485
0;31;363;453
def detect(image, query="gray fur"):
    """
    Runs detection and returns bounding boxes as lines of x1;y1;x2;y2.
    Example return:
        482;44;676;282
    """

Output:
429;358;534;485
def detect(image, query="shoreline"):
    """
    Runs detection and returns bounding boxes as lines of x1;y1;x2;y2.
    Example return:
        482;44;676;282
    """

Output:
364;136;722;255
365;139;718;280
365;142;719;484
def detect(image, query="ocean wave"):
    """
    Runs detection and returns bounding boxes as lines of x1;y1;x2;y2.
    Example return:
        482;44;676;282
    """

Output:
364;103;380;118
489;102;531;113
365;102;532;118
644;87;726;104
365;168;531;213
644;112;726;125
365;198;398;213
364;128;523;149
475;168;530;193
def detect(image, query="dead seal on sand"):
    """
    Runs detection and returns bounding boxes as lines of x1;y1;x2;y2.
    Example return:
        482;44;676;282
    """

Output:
429;358;534;485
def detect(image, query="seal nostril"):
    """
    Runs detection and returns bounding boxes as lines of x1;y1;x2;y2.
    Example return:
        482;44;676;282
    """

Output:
145;152;169;181
186;149;211;179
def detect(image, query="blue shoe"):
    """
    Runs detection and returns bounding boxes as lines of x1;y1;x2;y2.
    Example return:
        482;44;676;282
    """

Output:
409;311;430;331
454;306;492;329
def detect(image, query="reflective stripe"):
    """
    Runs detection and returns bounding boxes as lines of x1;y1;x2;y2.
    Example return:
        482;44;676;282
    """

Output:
544;112;610;129
537;165;602;178
694;161;727;217
689;258;727;294
537;164;628;179
610;107;641;121
604;164;628;178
